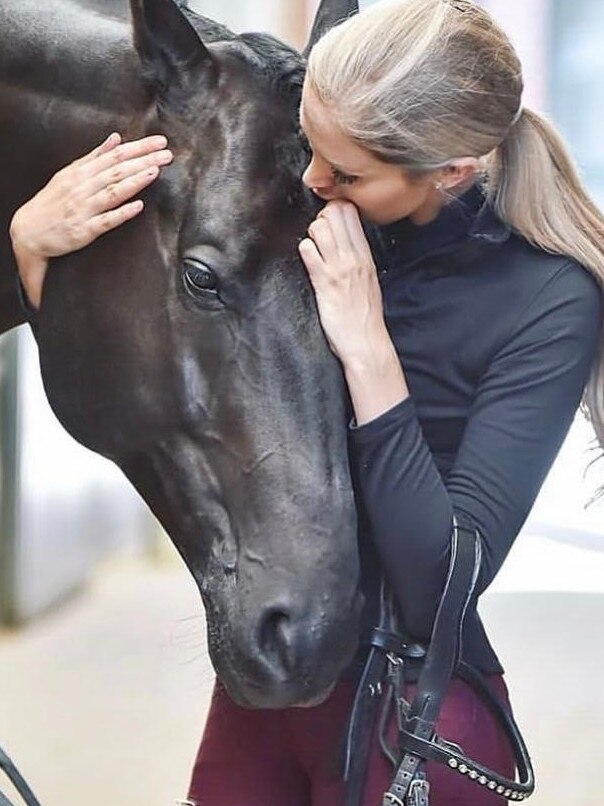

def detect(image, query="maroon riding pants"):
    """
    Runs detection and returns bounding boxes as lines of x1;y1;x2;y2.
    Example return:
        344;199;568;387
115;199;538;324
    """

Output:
188;675;516;806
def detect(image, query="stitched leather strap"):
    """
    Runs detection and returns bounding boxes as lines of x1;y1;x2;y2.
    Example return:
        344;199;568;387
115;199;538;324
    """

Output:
343;644;390;806
345;514;536;806
382;515;481;805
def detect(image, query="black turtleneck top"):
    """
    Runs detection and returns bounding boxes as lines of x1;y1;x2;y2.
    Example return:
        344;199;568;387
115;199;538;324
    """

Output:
349;183;603;676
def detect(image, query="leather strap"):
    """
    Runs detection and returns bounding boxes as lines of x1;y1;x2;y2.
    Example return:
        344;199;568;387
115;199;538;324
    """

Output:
343;643;390;806
0;746;42;806
383;515;481;805
345;514;536;806
343;582;396;806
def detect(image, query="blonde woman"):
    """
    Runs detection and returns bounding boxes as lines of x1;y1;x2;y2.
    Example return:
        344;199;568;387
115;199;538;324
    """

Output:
187;1;604;805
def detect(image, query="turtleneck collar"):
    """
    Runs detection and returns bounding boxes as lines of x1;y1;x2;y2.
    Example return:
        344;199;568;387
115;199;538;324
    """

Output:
365;182;512;274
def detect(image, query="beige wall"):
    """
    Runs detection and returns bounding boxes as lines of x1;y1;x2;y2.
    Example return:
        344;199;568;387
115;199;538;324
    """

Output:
481;0;552;111
189;0;307;45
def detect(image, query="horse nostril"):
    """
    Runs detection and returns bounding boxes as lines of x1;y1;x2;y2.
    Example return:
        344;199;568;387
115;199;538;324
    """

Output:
258;607;295;674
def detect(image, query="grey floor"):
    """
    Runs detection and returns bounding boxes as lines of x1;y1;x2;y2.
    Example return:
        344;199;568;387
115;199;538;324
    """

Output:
0;534;603;806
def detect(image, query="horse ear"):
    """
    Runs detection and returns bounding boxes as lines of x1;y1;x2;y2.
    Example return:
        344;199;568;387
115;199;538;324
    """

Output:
130;0;216;99
303;0;359;58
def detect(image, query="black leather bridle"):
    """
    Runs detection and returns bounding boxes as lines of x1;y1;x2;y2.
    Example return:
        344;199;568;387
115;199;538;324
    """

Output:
0;746;42;806
343;513;535;806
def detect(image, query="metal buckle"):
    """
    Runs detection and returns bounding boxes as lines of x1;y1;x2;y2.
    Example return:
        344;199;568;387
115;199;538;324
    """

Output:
383;793;406;806
408;778;430;806
385;652;410;732
435;736;464;756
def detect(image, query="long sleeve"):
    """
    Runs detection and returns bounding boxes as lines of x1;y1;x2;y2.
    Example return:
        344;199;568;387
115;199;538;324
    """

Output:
348;260;603;641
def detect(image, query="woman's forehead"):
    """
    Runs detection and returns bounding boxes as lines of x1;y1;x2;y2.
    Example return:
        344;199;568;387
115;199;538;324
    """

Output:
300;84;380;173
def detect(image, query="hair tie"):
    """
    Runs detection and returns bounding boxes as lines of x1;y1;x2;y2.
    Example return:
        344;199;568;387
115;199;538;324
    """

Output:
510;103;524;127
444;0;471;12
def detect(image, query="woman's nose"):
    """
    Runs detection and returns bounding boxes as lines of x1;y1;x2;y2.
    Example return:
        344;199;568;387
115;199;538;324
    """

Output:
302;158;335;195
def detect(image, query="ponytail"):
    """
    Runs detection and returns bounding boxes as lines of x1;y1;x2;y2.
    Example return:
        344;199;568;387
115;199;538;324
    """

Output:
485;109;604;500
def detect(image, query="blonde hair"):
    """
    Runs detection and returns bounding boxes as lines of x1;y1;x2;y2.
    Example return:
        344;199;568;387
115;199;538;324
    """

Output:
307;0;604;500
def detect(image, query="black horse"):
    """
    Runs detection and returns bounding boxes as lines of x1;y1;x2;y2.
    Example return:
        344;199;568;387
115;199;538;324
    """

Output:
0;0;362;710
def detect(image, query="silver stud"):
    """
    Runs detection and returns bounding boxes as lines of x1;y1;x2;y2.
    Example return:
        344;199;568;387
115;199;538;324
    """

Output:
497;786;505;794
504;789;512;797
488;781;497;790
469;770;478;780
459;764;468;774
448;759;458;769
479;775;487;785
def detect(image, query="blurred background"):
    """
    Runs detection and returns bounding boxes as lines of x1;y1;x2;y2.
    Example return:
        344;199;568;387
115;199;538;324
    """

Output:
1;0;603;804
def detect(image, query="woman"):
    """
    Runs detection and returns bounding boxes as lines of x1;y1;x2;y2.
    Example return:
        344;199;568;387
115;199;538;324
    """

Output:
11;1;604;804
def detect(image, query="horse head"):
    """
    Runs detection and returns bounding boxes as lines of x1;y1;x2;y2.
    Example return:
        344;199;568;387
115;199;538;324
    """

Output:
35;0;362;708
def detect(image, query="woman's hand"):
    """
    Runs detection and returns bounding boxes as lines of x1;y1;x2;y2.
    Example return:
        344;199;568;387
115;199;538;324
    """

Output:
298;199;408;425
9;132;173;309
298;199;393;368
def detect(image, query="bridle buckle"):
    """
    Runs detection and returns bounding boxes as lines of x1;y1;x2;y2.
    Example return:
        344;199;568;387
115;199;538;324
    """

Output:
408;777;430;806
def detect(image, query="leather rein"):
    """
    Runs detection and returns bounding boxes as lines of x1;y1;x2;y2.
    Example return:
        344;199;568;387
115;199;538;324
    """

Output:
0;747;41;806
343;514;535;806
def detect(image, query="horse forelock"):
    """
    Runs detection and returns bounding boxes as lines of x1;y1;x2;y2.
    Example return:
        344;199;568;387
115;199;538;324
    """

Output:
181;9;306;96
237;33;306;93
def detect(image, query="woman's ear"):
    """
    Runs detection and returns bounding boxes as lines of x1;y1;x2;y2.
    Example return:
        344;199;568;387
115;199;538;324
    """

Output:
440;157;480;191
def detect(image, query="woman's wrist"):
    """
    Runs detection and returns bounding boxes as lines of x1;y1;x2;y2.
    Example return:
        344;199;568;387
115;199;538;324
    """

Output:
343;338;409;426
10;215;48;309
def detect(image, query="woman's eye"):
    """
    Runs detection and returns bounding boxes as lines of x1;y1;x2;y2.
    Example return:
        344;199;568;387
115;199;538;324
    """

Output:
297;127;311;154
331;168;358;186
183;260;220;298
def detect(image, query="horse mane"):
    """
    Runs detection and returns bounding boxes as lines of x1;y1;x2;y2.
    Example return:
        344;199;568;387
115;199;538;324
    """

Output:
183;9;306;96
238;32;306;94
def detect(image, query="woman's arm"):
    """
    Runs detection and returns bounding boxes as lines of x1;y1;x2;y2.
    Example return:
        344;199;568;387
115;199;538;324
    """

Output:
300;201;603;641
9;132;173;309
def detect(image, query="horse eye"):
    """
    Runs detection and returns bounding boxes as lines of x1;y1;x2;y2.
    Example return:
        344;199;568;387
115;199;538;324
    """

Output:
183;260;219;297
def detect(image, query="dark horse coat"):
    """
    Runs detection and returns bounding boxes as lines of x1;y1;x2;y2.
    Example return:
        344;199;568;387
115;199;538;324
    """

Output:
0;0;363;709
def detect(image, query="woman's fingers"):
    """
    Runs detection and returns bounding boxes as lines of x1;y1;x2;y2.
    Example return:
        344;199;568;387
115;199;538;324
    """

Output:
317;201;355;253
87;199;146;240
87;134;170;176
87;166;161;217
307;216;338;263
341;202;374;260
74;132;122;167
82;148;172;198
67;133;121;169
298;237;324;281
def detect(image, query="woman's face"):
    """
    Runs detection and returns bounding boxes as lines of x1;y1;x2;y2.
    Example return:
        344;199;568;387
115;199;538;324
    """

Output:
299;81;441;226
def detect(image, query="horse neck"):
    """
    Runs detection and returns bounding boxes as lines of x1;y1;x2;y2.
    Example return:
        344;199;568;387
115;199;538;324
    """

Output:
0;0;151;333
0;0;149;149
